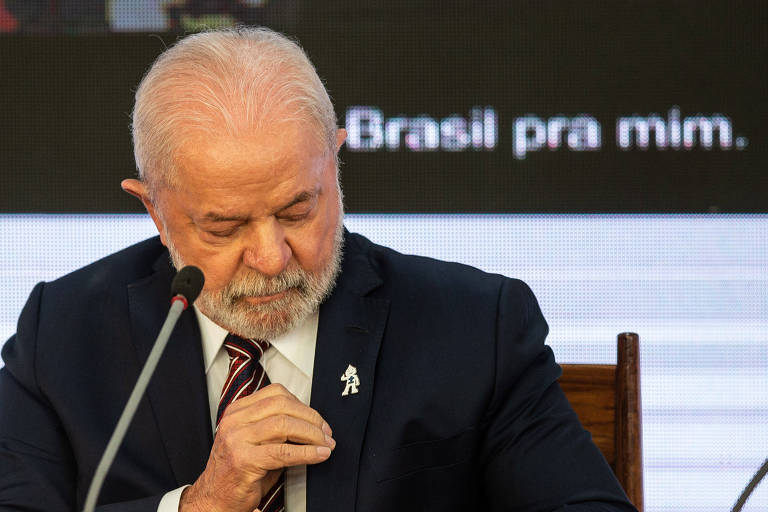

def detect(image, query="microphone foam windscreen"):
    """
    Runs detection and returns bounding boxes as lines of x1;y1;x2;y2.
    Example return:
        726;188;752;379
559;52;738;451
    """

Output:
171;266;205;304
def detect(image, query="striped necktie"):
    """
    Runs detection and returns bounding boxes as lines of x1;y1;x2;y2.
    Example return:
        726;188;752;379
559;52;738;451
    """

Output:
217;333;284;512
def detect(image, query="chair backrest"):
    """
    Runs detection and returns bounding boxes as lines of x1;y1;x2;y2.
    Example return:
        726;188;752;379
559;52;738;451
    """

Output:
558;333;643;511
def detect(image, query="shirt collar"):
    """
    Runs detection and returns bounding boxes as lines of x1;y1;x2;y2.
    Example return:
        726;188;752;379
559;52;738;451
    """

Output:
194;306;318;379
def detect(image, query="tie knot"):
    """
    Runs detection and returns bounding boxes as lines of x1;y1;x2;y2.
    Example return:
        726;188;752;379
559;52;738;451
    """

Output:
223;334;270;362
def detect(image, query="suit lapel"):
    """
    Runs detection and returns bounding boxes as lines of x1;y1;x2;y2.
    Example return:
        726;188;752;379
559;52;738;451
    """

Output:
307;234;389;512
127;256;212;486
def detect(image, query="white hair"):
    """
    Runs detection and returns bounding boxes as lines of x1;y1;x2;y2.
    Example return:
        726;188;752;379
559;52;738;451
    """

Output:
132;27;338;193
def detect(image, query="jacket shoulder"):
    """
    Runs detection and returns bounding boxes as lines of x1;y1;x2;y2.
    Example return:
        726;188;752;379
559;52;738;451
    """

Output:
25;236;170;330
44;236;168;295
345;231;534;306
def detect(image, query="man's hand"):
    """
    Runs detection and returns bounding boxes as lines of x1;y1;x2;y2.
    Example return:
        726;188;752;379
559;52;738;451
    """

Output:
179;383;335;512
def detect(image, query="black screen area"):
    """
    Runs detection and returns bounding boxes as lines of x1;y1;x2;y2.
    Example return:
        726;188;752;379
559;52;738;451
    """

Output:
1;1;765;213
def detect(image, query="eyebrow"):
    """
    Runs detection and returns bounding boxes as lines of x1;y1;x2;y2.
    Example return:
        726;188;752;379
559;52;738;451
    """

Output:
276;189;318;212
199;212;249;223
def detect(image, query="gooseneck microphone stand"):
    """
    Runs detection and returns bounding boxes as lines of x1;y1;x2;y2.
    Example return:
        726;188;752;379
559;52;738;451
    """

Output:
731;456;768;512
82;266;204;512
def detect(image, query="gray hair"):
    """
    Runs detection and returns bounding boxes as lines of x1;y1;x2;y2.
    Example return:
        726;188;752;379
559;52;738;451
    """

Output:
132;27;338;193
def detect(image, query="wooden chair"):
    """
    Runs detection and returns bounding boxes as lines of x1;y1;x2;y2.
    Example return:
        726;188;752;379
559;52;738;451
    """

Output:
558;332;643;511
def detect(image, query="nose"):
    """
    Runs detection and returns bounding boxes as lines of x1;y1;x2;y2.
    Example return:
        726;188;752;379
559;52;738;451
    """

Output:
241;220;292;277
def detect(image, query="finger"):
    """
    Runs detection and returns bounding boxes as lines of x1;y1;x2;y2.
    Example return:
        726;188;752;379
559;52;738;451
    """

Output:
221;393;327;432
228;443;330;475
251;442;333;470
220;392;331;435
222;383;297;415
249;382;297;401
240;414;336;448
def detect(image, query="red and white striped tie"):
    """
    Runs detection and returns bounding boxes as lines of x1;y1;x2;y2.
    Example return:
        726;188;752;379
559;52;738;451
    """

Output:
217;333;284;512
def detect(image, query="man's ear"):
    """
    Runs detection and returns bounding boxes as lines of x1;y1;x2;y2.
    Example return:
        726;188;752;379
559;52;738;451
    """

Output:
121;179;168;246
335;128;347;151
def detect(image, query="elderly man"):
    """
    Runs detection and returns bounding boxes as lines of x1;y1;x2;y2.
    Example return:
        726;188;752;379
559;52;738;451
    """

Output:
0;28;635;511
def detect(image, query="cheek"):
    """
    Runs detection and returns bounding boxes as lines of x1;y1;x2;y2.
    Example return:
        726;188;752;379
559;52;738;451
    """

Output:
199;259;240;292
298;210;340;270
159;208;244;290
286;164;341;272
176;238;243;292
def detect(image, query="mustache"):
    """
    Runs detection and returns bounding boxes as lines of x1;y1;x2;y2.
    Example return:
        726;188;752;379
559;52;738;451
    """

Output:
221;268;308;299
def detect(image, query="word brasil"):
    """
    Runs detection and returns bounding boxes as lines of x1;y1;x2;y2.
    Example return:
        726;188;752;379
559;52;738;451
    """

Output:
345;106;748;159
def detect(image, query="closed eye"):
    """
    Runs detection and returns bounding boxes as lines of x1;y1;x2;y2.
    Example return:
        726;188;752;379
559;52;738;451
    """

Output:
207;229;237;238
277;209;311;222
199;223;243;239
276;191;319;223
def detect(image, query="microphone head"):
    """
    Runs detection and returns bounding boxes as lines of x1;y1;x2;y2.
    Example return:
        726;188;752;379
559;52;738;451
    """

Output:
171;266;205;304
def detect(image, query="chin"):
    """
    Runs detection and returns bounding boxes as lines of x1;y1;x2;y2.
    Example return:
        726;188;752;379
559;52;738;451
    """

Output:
232;309;304;341
200;290;312;341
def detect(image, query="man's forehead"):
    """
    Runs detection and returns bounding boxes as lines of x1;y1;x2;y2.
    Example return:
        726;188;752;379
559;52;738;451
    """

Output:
178;119;325;165
156;125;331;216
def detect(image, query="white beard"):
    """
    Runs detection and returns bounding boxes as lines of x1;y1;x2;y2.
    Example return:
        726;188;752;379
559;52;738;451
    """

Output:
165;217;344;341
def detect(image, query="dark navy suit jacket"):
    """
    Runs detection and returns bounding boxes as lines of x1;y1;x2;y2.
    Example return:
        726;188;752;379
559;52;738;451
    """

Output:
0;231;636;511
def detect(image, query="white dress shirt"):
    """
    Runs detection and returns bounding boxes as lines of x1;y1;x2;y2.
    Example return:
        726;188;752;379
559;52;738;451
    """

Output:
157;306;318;512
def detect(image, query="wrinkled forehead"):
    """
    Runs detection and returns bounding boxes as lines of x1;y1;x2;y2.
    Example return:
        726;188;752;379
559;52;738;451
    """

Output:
169;120;333;191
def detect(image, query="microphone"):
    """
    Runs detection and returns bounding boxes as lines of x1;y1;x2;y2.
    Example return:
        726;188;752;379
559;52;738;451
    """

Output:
83;266;205;512
170;265;205;309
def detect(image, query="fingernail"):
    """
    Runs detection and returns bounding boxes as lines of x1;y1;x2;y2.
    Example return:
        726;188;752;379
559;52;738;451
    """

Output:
317;446;331;457
325;434;336;449
322;422;333;436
